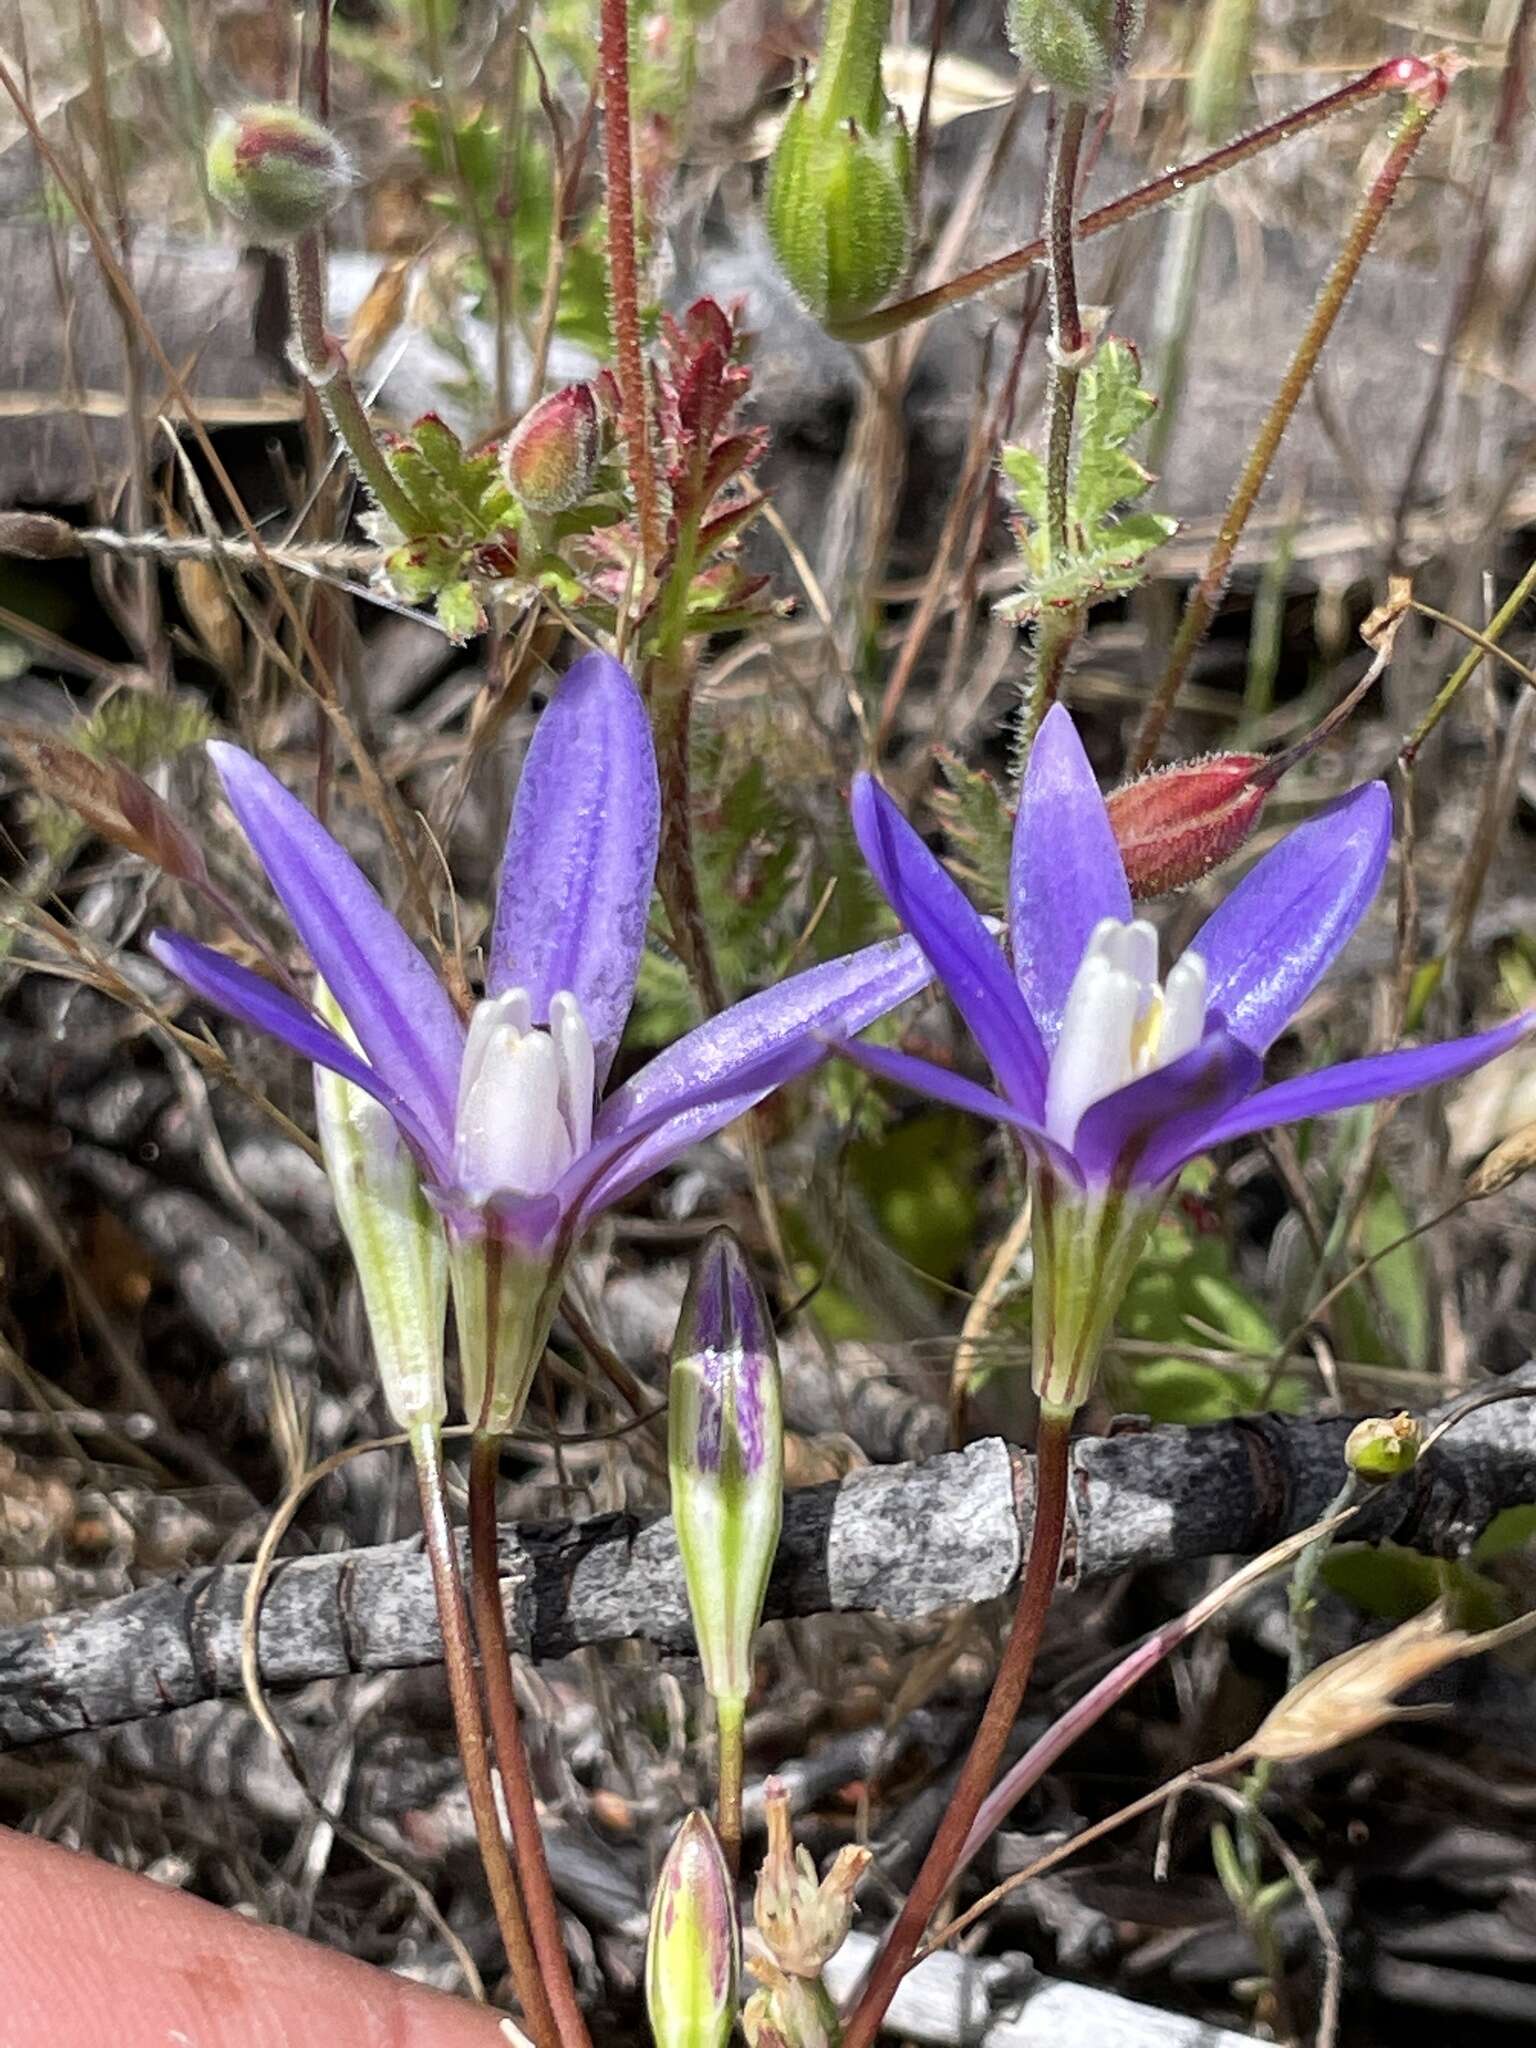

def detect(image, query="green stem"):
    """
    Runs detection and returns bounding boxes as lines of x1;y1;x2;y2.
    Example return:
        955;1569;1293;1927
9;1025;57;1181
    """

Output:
1402;547;1536;764
807;0;891;130
840;1410;1073;2048
285;238;425;534
715;1693;746;1878
829;56;1443;344
1286;1472;1361;1689
409;1425;556;2046
1131;72;1448;770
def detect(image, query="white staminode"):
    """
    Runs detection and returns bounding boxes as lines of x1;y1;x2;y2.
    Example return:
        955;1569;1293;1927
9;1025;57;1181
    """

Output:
1043;918;1207;1149
453;985;596;1202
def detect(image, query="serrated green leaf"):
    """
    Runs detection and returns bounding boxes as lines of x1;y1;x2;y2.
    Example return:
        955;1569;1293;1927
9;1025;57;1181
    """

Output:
999;444;1047;524
999;336;1175;621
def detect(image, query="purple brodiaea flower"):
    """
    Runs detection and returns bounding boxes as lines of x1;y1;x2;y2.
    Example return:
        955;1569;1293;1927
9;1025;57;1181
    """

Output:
149;653;928;1430
842;704;1536;1418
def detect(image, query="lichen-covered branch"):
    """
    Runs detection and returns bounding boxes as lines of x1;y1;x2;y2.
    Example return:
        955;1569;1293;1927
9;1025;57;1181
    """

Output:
3;1367;1533;1750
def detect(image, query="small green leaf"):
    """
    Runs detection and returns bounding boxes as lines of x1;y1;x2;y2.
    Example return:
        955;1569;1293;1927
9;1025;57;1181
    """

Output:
435;579;485;641
998;336;1176;623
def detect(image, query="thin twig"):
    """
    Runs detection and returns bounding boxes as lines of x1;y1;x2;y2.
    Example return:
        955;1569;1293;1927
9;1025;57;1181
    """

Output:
1132;62;1449;769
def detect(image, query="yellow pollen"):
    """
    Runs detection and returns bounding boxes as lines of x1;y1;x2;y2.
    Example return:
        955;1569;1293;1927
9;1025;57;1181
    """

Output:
1130;990;1165;1073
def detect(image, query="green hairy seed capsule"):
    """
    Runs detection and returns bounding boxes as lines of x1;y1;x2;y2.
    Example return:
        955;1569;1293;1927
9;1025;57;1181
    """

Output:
206;104;354;244
765;96;912;327
763;0;912;328
1007;0;1144;101
646;1812;740;2048
312;985;447;1431
669;1229;783;1713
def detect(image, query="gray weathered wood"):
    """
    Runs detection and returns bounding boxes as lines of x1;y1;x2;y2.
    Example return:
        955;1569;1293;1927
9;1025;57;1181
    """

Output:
824;1930;1260;2047
1;1366;1534;1749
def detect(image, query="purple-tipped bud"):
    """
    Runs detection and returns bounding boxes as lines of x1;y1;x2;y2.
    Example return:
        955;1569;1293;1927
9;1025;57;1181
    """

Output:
1106;752;1269;900
206;104;354;244
754;1777;870;1980
669;1229;783;1712
502;382;601;515
646;1811;741;2048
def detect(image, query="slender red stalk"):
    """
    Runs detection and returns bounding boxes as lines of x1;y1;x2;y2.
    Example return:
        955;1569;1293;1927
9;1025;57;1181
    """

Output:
1131;61;1448;770
598;0;664;577
468;1434;593;2048
412;1430;556;2047
830;58;1439;344
840;1412;1073;2048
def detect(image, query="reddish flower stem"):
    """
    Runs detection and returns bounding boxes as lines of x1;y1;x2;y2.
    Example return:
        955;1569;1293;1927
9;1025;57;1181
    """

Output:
411;1429;556;2047
829;57;1439;345
468;1434;593;2048
839;1410;1073;2048
1131;60;1449;770
598;0;665;578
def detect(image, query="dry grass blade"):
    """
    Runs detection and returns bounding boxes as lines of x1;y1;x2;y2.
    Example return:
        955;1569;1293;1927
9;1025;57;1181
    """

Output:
239;1431;487;2004
0;722;208;886
1251;1599;1536;1764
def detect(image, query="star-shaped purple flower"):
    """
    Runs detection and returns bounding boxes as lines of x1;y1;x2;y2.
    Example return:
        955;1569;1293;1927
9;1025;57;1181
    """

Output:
149;653;928;1423
842;704;1535;1413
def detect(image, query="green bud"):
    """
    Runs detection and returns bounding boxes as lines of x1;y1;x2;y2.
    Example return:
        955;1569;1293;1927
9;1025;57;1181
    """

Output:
312;985;447;1431
206;104;353;244
1344;1412;1423;1484
1006;0;1144;101
646;1811;740;2048
763;0;912;328
669;1229;783;1712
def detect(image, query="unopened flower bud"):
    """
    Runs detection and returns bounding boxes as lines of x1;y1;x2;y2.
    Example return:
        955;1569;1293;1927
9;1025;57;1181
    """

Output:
1345;1411;1422;1484
764;0;912;329
670;1230;783;1712
646;1812;740;2048
754;1777;870;1979
1007;0;1144;100
1105;752;1268;900
313;984;447;1431
502;382;601;515
206;104;354;244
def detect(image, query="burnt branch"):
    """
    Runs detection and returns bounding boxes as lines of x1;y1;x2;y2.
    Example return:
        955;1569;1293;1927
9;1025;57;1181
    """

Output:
3;1365;1534;1750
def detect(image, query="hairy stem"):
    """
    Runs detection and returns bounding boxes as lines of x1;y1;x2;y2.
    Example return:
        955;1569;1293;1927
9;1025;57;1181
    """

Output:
1043;99;1089;562
829;57;1441;345
467;1433;592;2048
839;1410;1072;2048
409;1427;555;2046
1131;68;1448;770
286;238;426;536
598;0;664;579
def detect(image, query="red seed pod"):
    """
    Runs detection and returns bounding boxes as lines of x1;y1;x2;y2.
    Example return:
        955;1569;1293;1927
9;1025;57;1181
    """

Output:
501;382;600;515
1106;751;1268;900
